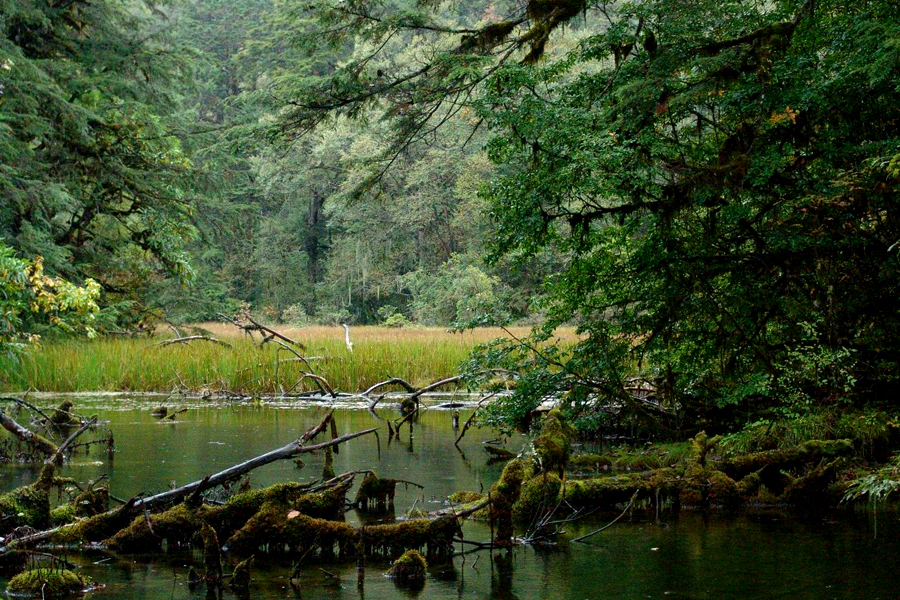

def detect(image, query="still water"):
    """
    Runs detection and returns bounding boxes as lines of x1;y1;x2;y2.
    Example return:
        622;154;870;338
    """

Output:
1;396;897;600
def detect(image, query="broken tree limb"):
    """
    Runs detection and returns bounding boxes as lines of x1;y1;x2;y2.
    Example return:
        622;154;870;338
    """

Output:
125;427;378;512
367;375;465;410
409;376;462;401
47;416;97;465
223;309;306;350
0;397;58;432
362;378;417;397
0;424;378;554
156;336;233;349
0;410;58;456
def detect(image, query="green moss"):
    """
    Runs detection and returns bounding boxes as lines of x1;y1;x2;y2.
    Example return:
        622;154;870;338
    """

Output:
7;568;91;597
230;555;253;591
512;473;561;523
106;503;201;551
568;453;612;471
487;458;533;544
448;491;484;505
563;474;651;508
389;549;426;582
50;503;77;526
354;472;396;511
0;482;50;535
533;409;576;474
225;501;356;557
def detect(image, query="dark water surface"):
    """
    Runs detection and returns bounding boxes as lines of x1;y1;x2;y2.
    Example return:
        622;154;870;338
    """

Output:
1;396;897;600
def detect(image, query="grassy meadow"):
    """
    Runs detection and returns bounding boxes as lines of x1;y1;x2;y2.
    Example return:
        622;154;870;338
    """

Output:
0;324;576;395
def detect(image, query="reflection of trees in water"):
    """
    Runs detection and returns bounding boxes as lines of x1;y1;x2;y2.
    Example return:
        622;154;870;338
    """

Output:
490;552;520;600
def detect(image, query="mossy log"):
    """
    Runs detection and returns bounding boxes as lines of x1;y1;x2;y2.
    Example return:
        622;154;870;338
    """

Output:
719;439;854;481
7;568;92;598
360;515;458;561
225;503;356;557
106;483;349;552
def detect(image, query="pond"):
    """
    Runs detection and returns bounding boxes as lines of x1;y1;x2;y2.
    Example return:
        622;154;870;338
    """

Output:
0;395;897;600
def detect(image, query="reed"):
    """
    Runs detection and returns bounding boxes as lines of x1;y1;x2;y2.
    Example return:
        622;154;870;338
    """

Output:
0;325;576;394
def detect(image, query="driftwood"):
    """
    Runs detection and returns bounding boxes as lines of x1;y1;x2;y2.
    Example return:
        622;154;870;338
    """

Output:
455;393;497;448
367;375;464;409
156;336;233;349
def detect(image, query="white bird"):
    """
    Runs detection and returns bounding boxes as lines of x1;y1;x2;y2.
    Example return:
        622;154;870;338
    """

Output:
342;323;353;353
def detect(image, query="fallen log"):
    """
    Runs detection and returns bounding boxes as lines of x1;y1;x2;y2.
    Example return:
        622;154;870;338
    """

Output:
0;419;377;553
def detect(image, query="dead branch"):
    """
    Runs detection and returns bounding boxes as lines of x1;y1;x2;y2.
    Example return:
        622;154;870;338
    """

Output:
0;410;58;456
47;416;97;465
367;375;464;409
455;393;497;448
156;336;233;349
362;377;417;396
0;397;58;432
572;491;639;543
220;309;306;350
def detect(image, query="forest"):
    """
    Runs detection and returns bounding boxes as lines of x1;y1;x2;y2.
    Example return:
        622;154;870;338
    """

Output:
1;0;899;598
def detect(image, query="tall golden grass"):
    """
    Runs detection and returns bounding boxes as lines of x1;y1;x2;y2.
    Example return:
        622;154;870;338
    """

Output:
0;325;576;394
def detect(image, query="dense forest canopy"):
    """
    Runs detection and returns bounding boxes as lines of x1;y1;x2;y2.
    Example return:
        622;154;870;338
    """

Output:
2;0;899;435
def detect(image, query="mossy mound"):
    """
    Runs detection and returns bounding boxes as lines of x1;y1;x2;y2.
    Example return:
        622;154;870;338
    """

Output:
354;472;396;511
230;555;253;591
49;503;77;526
487;459;533;544
512;473;561;523
74;487;108;518
533;409;576;474
389;549;426;582
7;568;92;598
0;483;50;535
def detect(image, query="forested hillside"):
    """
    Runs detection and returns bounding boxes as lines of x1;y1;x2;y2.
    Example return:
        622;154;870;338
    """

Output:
3;0;899;438
1;0;560;330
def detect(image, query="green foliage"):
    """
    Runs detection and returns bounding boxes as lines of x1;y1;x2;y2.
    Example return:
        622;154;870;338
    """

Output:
0;242;100;356
0;0;197;307
843;455;900;505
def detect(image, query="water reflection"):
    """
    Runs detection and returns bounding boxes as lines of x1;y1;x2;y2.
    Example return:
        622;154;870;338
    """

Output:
0;396;896;600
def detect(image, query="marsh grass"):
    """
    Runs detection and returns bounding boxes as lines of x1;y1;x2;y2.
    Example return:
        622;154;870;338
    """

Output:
0;325;576;394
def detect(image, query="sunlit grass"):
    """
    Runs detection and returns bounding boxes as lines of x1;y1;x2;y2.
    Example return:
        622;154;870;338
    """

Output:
0;325;578;394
